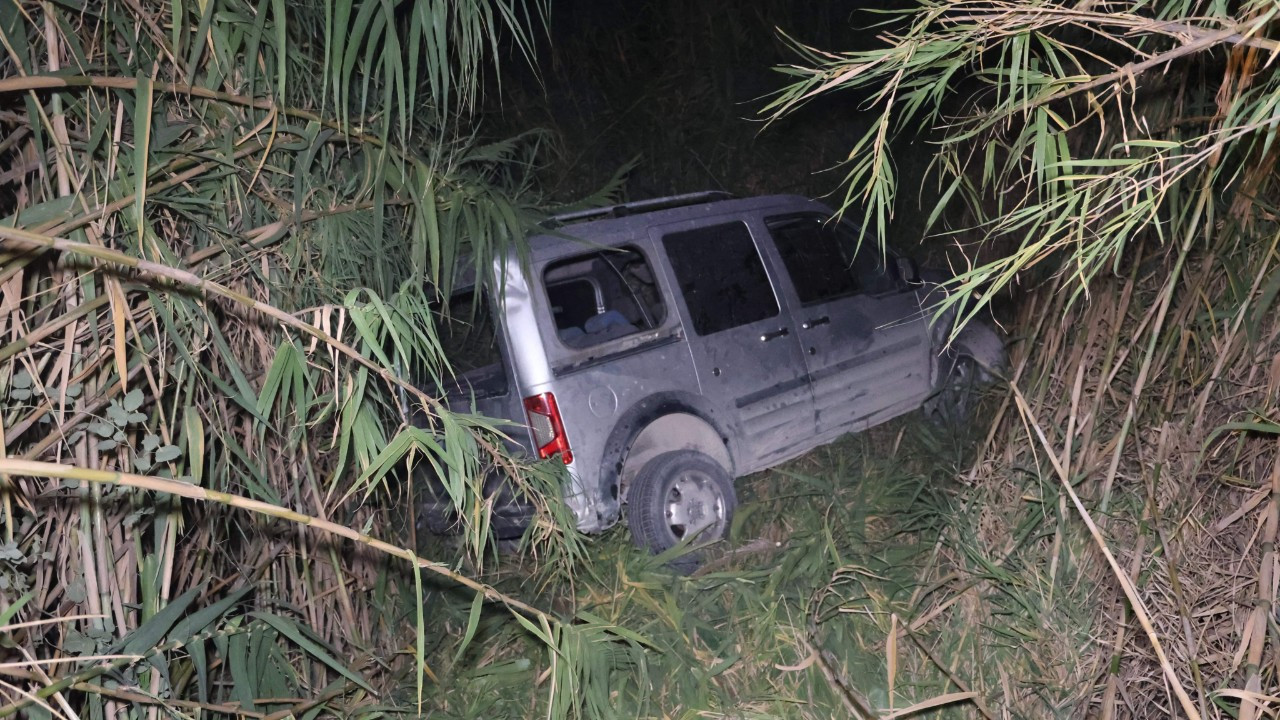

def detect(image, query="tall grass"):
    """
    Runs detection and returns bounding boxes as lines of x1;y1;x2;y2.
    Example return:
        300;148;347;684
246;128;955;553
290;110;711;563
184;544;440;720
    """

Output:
0;0;637;715
410;425;987;718
766;1;1280;717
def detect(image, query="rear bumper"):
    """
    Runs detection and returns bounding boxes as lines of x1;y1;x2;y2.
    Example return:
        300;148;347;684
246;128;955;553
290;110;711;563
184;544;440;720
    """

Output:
416;470;539;540
418;497;537;539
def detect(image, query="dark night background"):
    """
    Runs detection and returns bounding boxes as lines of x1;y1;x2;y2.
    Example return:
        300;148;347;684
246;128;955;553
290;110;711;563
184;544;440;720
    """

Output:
480;0;935;248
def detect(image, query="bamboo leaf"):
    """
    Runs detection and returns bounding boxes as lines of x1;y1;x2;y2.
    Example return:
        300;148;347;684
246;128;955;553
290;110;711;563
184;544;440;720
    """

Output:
252;612;375;693
182;406;205;486
452;590;485;664
229;630;256;711
169;585;254;641
1249;264;1280;345
0;592;32;626
110;585;203;656
133;71;153;248
271;0;286;97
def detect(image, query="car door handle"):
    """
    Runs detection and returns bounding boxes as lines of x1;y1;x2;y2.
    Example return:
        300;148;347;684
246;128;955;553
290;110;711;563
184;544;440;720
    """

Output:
760;327;790;342
801;316;829;330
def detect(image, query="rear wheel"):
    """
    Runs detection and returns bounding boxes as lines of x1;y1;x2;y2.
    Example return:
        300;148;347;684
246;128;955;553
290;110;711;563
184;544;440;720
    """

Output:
626;450;736;573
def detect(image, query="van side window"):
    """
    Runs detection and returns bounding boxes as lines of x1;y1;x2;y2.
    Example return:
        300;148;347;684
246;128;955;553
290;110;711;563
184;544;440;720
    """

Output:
767;214;898;302
662;222;780;335
543;246;666;349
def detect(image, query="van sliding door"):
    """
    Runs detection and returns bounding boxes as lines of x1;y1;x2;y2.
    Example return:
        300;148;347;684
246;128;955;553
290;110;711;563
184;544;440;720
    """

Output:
655;219;816;471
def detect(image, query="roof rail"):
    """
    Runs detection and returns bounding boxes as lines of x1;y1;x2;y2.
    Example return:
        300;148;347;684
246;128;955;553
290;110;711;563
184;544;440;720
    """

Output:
544;191;735;227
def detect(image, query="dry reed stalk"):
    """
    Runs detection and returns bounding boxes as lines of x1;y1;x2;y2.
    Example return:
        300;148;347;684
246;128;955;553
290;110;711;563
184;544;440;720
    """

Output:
1100;425;1171;720
1188;234;1280;434
1152;480;1212;720
1099;202;1202;514
1011;384;1202;720
1236;436;1280;720
0;226;456;435
0;458;554;621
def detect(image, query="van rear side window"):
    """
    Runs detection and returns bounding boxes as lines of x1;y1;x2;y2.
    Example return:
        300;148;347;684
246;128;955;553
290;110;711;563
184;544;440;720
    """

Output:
543;247;666;349
435;291;508;398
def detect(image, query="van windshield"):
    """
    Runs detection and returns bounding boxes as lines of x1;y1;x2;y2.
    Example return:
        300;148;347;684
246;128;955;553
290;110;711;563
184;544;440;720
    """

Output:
435;290;508;399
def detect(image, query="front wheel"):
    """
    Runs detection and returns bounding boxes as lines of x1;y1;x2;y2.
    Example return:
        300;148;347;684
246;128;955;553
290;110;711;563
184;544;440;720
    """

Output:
926;352;980;427
626;450;736;573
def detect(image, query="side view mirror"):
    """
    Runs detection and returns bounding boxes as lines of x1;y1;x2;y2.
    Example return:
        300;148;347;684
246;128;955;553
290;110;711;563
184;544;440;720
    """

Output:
896;256;921;286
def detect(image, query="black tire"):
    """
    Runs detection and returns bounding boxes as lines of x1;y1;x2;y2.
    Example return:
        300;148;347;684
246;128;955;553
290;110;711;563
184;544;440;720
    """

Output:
626;450;736;574
927;352;979;427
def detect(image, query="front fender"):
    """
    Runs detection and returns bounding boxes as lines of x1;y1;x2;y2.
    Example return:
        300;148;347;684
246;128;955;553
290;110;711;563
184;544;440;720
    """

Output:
953;320;1006;379
920;278;1006;384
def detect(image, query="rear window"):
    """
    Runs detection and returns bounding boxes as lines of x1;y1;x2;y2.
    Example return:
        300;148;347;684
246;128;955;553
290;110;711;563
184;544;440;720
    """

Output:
434;291;508;398
543;246;666;349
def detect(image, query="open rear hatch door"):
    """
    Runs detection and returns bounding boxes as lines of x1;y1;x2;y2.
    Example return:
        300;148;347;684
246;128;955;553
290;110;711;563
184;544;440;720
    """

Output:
411;288;535;538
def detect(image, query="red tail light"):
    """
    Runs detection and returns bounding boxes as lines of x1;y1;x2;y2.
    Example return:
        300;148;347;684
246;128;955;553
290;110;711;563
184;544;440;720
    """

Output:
523;392;573;464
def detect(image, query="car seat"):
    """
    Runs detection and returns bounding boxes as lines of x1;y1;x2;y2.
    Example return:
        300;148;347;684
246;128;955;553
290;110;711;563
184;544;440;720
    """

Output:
584;309;637;341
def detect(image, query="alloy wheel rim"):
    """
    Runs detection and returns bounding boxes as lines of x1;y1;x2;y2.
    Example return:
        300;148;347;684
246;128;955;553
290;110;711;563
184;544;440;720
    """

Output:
663;469;726;542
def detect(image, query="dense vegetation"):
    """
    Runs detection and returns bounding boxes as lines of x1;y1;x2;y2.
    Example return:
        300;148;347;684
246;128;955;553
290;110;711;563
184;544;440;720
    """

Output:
4;0;1280;718
0;0;602;715
766;1;1280;718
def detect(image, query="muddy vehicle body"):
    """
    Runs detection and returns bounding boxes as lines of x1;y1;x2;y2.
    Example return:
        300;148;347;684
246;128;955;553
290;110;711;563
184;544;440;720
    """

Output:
423;192;1004;565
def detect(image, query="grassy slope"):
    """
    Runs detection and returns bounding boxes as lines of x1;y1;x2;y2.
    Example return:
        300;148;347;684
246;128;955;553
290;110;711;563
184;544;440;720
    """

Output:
418;415;1013;718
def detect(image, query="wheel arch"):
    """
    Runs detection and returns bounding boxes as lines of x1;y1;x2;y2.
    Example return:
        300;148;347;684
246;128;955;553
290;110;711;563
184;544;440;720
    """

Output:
597;392;735;509
929;301;1006;386
951;320;1006;380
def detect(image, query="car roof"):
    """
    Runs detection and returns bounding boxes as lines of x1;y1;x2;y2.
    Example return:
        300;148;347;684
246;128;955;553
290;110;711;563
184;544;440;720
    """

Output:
525;193;831;261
